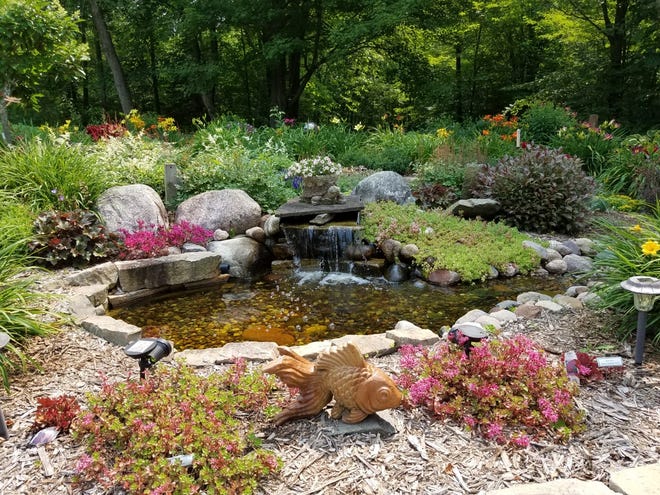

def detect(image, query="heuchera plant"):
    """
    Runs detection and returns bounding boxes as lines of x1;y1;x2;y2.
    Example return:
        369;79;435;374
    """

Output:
33;394;81;433
397;335;586;447
72;360;282;494
119;220;214;260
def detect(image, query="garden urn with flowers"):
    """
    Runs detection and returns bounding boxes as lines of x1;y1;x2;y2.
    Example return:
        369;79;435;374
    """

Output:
288;156;345;205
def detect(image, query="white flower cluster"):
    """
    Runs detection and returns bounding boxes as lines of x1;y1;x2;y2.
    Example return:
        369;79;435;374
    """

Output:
287;156;342;177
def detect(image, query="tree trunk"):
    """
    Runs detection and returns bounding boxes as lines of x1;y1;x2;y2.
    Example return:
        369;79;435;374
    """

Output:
0;84;12;145
455;44;463;122
88;0;132;114
148;33;160;114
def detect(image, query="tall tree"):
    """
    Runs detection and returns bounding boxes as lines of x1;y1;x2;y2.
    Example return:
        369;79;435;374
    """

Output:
0;0;87;144
88;0;132;114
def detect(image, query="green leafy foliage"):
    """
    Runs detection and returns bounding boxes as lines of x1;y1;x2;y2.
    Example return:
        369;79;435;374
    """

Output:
0;139;108;212
588;203;660;343
0;238;58;390
340;130;440;174
91;132;182;198
597;131;660;203
73;361;281;494
517;101;577;145
29;210;120;267
397;335;586;446
553;119;624;176
361;202;539;281
472;145;596;234
178;141;296;213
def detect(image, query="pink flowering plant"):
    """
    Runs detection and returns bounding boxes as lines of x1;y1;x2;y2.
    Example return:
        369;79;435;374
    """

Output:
397;335;585;446
72;360;281;494
119;220;214;259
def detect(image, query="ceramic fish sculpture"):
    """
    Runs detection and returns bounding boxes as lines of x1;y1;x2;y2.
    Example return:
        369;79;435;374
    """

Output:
263;342;402;425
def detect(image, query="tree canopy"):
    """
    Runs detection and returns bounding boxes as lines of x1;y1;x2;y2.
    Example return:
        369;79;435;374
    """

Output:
5;0;659;130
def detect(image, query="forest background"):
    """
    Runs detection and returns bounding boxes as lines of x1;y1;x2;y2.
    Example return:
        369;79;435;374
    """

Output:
1;0;658;133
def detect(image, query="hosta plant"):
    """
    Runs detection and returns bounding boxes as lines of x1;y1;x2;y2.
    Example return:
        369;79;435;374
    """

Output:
73;360;281;495
397;335;586;446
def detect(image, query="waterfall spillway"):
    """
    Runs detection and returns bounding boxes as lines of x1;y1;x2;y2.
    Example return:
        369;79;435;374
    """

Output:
282;224;364;272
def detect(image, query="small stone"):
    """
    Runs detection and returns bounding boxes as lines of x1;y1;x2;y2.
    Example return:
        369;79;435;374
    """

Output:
545;258;568;274
454;309;489;324
535;300;564;312
245;226;266;243
213;229;230;241
514;303;542;319
517;291;552;304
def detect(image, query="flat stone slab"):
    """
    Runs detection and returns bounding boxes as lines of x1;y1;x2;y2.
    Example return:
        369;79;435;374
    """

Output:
177;341;279;366
610;462;660;495
291;334;396;360
386;321;440;346
319;412;397;437
486;479;619;495
81;315;141;346
275;195;364;218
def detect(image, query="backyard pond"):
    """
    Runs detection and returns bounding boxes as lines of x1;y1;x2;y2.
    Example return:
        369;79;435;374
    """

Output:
109;265;573;350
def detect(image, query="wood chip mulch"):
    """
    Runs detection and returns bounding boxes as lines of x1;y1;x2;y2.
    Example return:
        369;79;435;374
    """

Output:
1;308;658;495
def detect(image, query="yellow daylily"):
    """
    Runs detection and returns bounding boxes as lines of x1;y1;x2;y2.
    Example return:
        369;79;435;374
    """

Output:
630;224;642;233
641;240;660;256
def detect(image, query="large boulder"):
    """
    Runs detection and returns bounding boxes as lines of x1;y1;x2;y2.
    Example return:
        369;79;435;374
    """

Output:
96;184;168;233
175;189;261;234
207;236;273;279
352;171;414;205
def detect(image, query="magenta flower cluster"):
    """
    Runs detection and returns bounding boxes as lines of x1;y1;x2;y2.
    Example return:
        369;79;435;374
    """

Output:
119;220;213;259
397;334;585;446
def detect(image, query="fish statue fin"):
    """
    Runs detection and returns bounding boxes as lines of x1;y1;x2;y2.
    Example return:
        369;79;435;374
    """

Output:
262;346;315;389
263;346;332;426
315;342;367;373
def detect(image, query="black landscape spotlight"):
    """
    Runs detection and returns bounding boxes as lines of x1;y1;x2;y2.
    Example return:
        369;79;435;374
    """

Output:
620;276;660;365
124;338;173;378
0;331;10;439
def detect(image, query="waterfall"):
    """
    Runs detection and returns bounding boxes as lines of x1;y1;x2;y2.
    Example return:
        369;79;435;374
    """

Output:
282;224;364;272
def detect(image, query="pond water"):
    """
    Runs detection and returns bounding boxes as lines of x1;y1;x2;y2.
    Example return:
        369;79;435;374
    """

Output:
109;266;572;351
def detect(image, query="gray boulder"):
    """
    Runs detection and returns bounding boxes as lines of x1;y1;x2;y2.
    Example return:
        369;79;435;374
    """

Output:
175;189;261;234
207;236;273;279
97;184;168;233
352;171;414;205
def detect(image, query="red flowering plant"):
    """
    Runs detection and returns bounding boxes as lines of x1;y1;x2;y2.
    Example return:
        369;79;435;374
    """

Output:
397;335;586;447
85;121;127;142
118;220;214;260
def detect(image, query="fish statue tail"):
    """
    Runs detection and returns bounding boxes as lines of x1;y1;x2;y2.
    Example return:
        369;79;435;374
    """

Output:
263;347;332;426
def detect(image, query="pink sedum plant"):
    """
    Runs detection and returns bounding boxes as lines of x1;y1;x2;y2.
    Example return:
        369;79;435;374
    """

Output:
119;220;214;260
397;335;585;446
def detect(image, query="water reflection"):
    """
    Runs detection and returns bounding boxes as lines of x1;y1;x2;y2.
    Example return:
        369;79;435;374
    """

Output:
109;267;571;351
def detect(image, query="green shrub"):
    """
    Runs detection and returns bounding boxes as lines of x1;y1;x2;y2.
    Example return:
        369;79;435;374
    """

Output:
361;202;539;281
553;119;624;175
178;146;296;212
340;130;440;174
0;239;59;390
518;101;577;145
29;209;120;267
589;203;660;343
0;138;108;212
91;133;182;197
73;360;281;494
597;131;660;202
472;145;596;234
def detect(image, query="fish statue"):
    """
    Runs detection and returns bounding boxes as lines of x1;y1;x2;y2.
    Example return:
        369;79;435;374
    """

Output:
263;342;402;425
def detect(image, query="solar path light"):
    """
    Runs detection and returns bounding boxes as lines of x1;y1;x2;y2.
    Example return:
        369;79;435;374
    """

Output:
620;276;660;365
124;337;172;378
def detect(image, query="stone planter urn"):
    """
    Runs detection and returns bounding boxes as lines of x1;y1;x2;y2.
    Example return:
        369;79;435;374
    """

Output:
300;175;341;204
